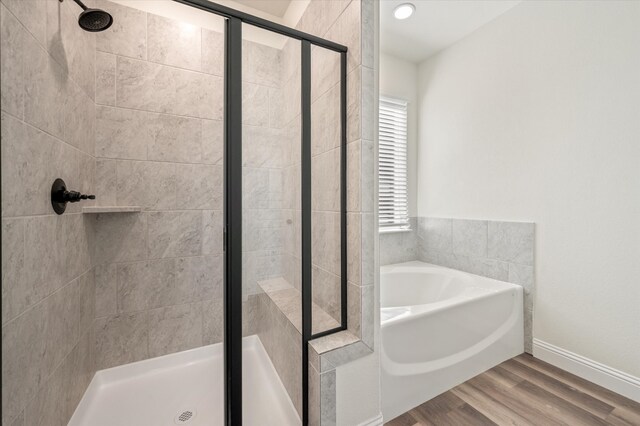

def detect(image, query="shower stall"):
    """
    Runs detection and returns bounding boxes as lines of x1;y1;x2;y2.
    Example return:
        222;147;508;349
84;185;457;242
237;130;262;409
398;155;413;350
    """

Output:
1;0;376;425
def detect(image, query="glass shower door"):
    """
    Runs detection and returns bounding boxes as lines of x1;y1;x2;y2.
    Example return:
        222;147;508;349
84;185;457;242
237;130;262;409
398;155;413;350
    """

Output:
239;22;303;425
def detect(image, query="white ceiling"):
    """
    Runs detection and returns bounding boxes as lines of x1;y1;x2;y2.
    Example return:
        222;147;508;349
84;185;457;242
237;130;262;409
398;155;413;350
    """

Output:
233;0;292;18
381;0;521;63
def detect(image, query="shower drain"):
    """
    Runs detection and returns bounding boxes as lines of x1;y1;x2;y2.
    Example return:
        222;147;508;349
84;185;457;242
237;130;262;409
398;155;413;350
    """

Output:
174;409;196;424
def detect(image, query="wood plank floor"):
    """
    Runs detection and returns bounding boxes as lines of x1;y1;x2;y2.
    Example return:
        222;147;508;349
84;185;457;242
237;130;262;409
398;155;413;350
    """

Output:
385;354;640;426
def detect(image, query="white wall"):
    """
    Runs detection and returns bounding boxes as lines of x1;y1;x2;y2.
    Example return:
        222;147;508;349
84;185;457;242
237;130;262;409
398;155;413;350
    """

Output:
380;53;418;217
417;1;640;377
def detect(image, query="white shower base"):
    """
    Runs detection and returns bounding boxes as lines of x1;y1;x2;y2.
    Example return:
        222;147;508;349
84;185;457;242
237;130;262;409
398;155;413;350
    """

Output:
69;335;300;426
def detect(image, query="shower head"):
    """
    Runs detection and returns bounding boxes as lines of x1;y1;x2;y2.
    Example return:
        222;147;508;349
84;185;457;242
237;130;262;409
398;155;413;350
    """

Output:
61;0;113;32
78;7;113;32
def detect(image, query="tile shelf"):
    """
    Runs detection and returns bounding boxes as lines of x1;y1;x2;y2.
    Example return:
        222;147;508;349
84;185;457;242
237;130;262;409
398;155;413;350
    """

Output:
257;277;341;335
82;206;142;214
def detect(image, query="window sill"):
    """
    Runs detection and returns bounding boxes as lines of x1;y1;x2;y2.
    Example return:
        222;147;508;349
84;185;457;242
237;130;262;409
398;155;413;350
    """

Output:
379;228;412;235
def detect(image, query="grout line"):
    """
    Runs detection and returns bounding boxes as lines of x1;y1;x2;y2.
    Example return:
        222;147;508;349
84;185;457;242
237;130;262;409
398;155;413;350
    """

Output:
101;293;221;319
4;101;94;159
114;54;118;106
0;217;28;328
145;306;150;360
2;211;85;221
96;153;224;167
0;108;23;124
23;323;93;422
486;219;490;257
95;100;277;127
114;252;121;317
2;261;94;334
1;1;45;53
199;27;204;73
143;212;150;264
3;0;94;103
144;11;148;61
94;41;98;107
109;47;226;80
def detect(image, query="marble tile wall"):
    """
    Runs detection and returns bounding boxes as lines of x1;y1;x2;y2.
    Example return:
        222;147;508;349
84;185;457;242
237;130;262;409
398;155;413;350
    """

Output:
307;332;372;426
90;2;226;370
2;1;375;424
379;216;536;353
1;0;97;424
309;361;337;426
241;32;287;299
90;1;287;369
418;218;535;353
254;2;376;424
298;1;377;424
300;0;376;343
256;291;303;416
309;40;343;329
281;38;302;297
321;0;376;351
254;36;305;419
379;218;418;266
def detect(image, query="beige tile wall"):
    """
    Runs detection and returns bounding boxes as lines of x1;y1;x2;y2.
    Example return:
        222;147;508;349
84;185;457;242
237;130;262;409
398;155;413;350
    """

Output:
240;31;288;301
281;38;303;294
1;0;97;424
255;291;303;414
298;0;375;348
308;41;343;322
283;21;359;332
89;1;224;369
301;1;376;424
265;1;377;424
90;2;287;369
1;1;375;424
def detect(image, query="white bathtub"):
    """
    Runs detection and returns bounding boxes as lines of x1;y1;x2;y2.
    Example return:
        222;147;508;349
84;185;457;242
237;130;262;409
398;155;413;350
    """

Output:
381;261;523;421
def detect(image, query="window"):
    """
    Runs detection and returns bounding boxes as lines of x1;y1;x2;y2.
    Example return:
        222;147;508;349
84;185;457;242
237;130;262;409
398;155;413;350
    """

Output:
378;96;409;231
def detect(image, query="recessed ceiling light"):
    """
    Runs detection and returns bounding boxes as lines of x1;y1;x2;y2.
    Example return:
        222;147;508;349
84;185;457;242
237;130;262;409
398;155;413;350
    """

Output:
393;3;415;20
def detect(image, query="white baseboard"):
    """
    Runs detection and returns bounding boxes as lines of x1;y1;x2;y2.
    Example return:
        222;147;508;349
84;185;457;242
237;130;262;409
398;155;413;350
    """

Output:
532;339;640;402
357;413;384;426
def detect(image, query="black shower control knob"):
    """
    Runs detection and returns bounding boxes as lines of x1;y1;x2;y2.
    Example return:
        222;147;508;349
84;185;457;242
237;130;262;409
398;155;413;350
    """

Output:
51;178;96;215
63;191;96;203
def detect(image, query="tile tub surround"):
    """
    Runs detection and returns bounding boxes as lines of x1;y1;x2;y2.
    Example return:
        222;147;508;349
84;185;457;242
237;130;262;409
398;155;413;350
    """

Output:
418;218;535;353
379;218;418;266
1;0;97;424
379;217;535;353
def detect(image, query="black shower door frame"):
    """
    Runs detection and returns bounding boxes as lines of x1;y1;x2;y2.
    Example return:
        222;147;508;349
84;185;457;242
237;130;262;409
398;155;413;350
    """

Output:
173;1;348;425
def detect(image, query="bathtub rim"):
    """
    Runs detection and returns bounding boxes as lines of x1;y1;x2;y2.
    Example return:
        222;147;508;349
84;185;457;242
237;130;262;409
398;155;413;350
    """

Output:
381;261;523;326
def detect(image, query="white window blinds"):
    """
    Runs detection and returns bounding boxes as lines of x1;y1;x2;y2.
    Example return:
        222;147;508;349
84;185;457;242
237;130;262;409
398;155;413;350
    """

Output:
378;96;409;231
